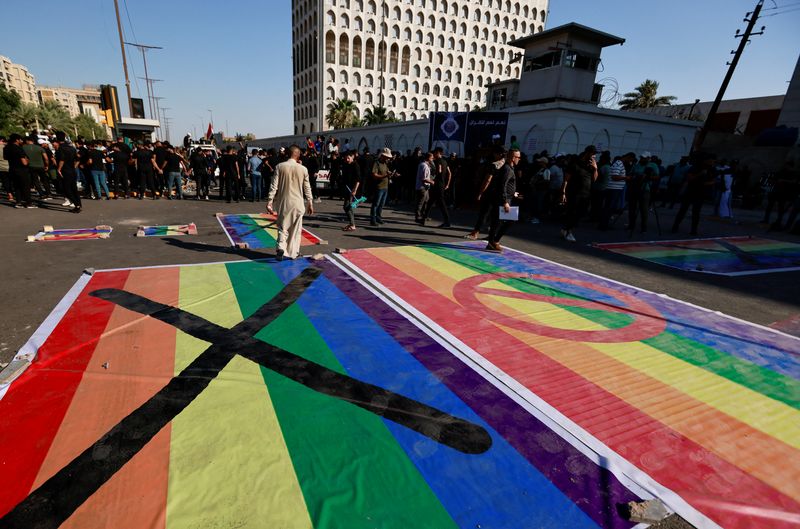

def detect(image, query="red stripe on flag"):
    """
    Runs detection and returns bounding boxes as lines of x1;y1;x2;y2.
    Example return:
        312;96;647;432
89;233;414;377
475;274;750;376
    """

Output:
0;270;130;517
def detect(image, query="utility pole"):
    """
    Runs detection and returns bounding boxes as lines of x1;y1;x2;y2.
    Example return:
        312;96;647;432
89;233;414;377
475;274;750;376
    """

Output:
694;0;765;150
113;0;133;116
153;96;166;136
160;107;171;144
126;42;163;118
137;77;163;119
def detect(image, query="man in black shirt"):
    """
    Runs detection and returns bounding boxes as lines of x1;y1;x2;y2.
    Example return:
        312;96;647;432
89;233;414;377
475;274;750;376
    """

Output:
560;145;598;243
486;149;520;252
190;149;209;200
3;134;33;208
466;145;506;239
53;132;81;212
153;141;168;194
219;146;241;203
107;143;131;198
134;144;159;199
341;151;362;231
163;145;187;199
672;153;718;236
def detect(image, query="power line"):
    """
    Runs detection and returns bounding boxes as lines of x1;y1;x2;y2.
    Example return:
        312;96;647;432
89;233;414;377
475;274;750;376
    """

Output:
121;0;142;98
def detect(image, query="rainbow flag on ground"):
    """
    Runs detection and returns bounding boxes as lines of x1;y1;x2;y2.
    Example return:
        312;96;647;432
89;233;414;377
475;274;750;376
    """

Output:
26;226;112;242
0;256;646;529
593;236;800;275
337;242;800;529
216;213;324;249
136;223;198;237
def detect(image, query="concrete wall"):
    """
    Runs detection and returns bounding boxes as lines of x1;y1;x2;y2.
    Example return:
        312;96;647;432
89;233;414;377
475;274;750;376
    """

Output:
248;101;698;164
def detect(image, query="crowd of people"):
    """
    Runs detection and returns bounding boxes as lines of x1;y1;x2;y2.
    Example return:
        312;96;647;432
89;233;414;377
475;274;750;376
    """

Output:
2;130;799;245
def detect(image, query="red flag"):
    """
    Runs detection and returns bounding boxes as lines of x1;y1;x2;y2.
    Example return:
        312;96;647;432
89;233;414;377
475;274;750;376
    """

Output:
205;123;213;140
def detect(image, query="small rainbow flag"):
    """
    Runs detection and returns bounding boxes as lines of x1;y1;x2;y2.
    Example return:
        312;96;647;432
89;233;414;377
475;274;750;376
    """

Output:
136;223;198;237
216;213;324;249
593;236;800;275
338;241;800;529
26;226;112;242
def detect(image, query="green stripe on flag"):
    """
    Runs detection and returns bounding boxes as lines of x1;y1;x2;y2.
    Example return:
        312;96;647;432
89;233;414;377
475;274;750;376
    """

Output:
425;246;799;408
226;260;458;529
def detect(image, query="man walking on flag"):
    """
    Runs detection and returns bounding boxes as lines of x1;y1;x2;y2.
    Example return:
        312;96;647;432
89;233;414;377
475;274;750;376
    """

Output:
267;145;314;260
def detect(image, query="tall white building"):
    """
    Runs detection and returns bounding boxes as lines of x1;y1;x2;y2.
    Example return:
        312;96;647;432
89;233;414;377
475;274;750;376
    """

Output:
292;0;549;134
0;55;37;105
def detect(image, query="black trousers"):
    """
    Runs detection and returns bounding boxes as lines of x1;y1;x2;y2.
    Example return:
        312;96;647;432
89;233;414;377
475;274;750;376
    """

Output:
423;186;450;224
139;170;157;197
11;168;32;205
114;168;129;196
488;202;513;244
195;170;209;197
563;194;589;231
627;190;651;233
225;175;240;202
62;171;81;207
30;167;50;196
672;193;704;234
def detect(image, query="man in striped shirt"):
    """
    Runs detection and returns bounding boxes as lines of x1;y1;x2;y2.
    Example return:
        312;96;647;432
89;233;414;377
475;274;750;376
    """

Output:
600;152;635;230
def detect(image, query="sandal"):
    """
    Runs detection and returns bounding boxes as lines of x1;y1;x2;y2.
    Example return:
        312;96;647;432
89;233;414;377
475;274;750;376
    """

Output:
342;225;357;231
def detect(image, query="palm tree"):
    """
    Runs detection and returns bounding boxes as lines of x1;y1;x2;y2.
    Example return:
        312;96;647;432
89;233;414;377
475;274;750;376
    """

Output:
326;98;358;129
619;80;677;110
363;105;398;126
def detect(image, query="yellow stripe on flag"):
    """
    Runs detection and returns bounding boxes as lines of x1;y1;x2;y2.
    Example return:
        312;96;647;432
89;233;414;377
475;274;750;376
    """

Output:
166;264;312;529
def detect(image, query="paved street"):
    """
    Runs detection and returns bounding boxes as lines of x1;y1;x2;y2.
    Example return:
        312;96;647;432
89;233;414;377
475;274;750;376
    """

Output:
2;195;798;366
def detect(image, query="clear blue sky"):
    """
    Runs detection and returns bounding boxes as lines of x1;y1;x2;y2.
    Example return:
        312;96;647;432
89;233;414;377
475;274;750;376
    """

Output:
1;0;798;141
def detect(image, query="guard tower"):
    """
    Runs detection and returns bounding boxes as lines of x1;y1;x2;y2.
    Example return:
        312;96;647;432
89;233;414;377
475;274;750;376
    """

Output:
504;23;625;107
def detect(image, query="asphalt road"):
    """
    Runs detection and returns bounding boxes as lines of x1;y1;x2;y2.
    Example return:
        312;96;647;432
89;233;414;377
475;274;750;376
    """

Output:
1;193;798;367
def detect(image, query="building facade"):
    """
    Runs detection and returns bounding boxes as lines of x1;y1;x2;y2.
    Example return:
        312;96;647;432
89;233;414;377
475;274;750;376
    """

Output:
292;0;549;134
0;55;37;105
38;85;113;137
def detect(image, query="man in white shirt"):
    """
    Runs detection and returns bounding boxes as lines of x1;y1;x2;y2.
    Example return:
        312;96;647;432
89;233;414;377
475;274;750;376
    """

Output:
415;152;434;222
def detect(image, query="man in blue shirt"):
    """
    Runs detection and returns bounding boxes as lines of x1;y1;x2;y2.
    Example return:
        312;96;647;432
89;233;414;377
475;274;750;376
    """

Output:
248;149;265;202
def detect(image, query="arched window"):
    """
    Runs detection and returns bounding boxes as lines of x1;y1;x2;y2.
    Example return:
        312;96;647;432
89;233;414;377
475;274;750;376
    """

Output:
367;19;375;33
389;94;396;106
339;87;348;99
433;85;440;96
453;87;460;99
366;73;374;87
325;31;335;63
326;68;335;83
326;10;335;25
352;36;362;67
401;45;411;75
412;65;420;77
354;16;363;31
341;13;349;28
353;89;360;103
326;86;335;100
403;27;411;41
340;70;348;84
339;34;349;65
389;43;399;74
365;39;375;69
443;86;449;97
353;71;361;85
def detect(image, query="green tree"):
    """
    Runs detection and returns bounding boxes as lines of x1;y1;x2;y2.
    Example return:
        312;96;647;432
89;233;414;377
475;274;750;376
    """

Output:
37;100;73;132
363;105;398;126
619;79;677;110
73;113;107;140
0;82;22;136
9;102;39;134
326;98;358;129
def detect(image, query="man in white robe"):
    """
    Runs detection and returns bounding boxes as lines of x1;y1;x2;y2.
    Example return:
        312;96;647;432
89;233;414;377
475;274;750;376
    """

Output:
267;145;314;260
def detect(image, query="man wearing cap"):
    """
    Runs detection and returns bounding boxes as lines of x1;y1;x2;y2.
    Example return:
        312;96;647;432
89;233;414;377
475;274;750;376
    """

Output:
560;146;598;242
370;147;394;226
267;145;314;260
23;136;51;200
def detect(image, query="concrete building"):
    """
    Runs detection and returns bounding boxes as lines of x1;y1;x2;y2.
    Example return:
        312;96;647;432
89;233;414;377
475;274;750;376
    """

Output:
0;55;37;105
254;21;697;164
292;0;550;134
37;85;113;137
